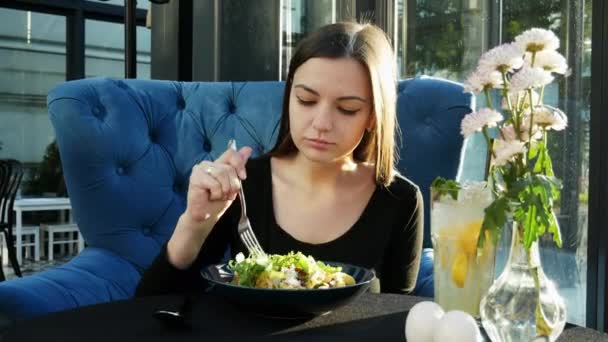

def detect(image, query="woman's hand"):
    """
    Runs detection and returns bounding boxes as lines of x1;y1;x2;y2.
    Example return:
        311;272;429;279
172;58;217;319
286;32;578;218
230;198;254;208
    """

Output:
167;143;252;269
185;145;253;226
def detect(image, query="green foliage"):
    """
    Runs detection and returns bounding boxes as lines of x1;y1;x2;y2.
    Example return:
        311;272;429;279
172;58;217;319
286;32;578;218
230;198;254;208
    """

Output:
478;197;510;253
502;1;562;41
431;177;461;201
405;0;465;77
228;258;267;287
26;140;66;196
512;174;563;248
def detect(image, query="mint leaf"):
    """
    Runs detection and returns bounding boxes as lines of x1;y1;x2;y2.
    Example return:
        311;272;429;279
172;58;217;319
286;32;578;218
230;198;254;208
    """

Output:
431;177;461;201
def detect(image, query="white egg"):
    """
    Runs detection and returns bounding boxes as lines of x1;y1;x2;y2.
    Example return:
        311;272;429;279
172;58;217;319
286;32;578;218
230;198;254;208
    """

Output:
434;310;482;342
405;301;445;342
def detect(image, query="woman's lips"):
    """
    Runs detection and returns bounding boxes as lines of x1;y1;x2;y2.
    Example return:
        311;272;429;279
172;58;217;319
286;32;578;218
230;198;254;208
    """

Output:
305;138;334;150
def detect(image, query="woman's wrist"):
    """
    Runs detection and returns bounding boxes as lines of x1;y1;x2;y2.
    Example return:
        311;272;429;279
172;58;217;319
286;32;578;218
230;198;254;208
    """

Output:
166;213;216;270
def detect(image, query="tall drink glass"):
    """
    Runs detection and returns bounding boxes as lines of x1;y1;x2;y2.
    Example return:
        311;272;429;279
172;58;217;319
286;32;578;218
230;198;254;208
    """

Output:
431;182;495;317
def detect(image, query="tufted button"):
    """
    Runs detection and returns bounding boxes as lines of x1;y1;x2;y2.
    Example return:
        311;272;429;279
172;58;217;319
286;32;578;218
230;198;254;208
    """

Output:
149;131;157;143
203;138;212;152
176;97;186;110
116;166;125;175
425;117;433;125
227;101;236;114
142;227;152;235
91;106;106;120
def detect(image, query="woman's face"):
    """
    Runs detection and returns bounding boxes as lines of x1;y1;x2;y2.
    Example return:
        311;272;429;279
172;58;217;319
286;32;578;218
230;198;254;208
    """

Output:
289;57;373;164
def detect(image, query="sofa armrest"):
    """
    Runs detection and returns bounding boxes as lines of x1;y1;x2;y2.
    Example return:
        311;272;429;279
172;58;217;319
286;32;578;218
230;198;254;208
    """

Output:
0;247;141;321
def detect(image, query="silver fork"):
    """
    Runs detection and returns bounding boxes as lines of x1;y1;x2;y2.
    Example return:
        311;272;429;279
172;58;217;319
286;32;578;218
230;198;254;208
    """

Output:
228;139;266;257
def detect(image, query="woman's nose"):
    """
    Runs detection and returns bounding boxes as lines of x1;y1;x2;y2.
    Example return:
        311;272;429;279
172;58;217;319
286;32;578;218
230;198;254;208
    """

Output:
311;106;333;131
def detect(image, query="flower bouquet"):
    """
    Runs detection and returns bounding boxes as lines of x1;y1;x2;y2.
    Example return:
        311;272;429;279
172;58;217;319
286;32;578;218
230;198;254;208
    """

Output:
439;28;570;341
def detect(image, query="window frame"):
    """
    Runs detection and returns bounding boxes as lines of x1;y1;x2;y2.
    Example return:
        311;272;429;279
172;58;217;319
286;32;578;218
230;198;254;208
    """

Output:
588;0;608;332
1;0;148;80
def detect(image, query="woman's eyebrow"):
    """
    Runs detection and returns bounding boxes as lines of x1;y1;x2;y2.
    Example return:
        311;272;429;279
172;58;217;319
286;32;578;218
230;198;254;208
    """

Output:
293;84;319;95
294;84;367;103
337;96;367;103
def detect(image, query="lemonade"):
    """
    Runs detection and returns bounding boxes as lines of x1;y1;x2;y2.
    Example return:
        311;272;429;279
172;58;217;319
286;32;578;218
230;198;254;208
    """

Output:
431;182;495;317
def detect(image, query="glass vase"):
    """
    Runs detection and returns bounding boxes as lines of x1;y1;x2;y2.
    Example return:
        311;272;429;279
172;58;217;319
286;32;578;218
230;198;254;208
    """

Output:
430;181;496;317
480;222;567;341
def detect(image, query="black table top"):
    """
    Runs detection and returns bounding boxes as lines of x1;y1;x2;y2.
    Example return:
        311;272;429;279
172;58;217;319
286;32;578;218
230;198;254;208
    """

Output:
2;293;606;342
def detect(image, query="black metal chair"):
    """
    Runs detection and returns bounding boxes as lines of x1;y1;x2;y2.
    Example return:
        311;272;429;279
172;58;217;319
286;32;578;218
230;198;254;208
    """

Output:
0;159;24;280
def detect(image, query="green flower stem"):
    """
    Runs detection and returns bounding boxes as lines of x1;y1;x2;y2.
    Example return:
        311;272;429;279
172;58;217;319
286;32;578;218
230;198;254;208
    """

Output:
482;127;495;158
502;72;514;113
526;89;536;162
484;88;494;109
531;52;537;67
526;239;554;337
482;127;495;181
540;129;548;173
538;86;545;106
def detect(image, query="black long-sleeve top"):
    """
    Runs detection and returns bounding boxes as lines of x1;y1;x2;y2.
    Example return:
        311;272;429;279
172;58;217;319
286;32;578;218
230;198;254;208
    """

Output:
135;156;423;296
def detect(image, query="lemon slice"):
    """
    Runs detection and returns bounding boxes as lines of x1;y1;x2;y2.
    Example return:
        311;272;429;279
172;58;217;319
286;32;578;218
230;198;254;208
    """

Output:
451;252;468;288
458;220;483;256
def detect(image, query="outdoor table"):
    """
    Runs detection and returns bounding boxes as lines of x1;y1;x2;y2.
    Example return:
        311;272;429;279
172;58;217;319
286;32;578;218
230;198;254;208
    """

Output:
2;292;606;341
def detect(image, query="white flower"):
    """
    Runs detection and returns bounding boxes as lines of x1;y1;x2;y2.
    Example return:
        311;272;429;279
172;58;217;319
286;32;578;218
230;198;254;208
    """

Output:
500;121;542;142
500;124;519;142
525;50;568;74
464;67;503;93
509;67;554;94
514;28;560;53
461;108;504;138
501;90;540;111
479;43;524;73
493;139;527;166
530;105;568;131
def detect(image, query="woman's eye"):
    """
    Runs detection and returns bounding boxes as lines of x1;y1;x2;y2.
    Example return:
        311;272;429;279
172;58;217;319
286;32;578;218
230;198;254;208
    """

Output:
338;108;360;115
296;98;316;106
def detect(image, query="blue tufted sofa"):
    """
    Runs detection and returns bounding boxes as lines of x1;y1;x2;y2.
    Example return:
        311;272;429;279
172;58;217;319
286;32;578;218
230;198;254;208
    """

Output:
0;76;474;322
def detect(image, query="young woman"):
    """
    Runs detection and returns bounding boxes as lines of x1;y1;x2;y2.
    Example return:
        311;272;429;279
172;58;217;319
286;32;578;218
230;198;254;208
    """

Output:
136;22;423;296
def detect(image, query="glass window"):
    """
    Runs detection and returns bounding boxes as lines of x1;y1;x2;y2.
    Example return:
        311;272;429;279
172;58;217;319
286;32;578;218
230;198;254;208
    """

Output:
85;19;151;79
280;0;339;80
396;0;490;80
397;0;591;326
0;8;66;196
87;0;151;10
502;0;592;326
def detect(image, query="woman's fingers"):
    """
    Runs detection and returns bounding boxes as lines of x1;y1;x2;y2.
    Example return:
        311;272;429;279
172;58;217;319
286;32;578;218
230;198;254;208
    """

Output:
195;162;241;200
194;143;252;201
217;145;253;179
192;162;224;200
224;166;241;195
237;146;253;178
208;164;240;200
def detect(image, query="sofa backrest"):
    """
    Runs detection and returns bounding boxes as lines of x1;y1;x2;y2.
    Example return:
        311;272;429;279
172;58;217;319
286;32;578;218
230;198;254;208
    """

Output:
47;77;474;272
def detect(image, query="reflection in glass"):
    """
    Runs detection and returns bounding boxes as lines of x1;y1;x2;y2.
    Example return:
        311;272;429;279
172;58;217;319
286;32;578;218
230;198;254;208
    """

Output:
280;0;339;80
396;0;491;80
0;9;66;195
86;0;151;10
85;20;151;79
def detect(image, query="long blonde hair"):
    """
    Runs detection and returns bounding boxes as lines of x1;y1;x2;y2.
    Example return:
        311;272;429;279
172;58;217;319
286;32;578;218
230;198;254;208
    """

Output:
269;22;399;186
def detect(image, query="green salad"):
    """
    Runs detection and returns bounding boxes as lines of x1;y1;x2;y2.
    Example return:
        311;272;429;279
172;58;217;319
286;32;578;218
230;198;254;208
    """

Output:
228;251;356;289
